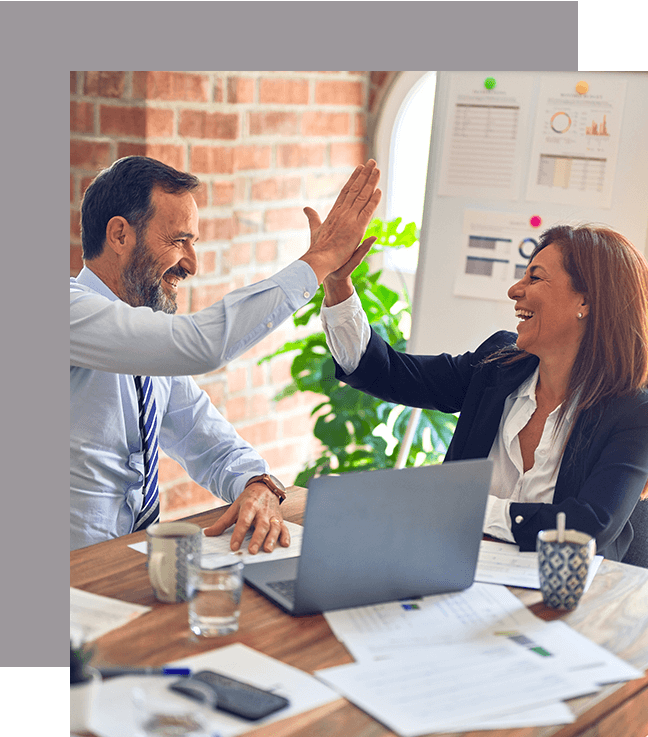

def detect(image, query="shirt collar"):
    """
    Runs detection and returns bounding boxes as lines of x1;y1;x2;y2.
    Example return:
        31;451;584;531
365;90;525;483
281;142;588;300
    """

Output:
509;365;539;403
74;266;120;302
508;364;579;422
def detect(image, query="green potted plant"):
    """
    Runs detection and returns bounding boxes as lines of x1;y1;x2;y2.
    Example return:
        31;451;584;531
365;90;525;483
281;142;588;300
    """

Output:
70;641;101;732
260;217;458;485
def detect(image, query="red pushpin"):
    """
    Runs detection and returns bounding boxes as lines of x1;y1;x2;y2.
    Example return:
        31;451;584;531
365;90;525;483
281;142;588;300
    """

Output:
530;215;542;228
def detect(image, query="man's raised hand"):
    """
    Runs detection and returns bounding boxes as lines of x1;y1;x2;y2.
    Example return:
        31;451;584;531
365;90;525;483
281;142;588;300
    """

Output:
300;160;381;284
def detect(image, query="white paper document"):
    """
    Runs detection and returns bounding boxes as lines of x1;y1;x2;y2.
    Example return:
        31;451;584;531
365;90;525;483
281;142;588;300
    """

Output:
324;582;540;661
475;539;603;589
89;643;341;737
316;638;590;736
525;75;627;208
128;520;303;566
436;72;534;201
454;209;546;302
70;588;151;646
320;582;642;734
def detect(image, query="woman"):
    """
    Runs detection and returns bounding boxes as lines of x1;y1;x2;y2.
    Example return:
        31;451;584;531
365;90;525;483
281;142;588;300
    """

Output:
320;224;648;560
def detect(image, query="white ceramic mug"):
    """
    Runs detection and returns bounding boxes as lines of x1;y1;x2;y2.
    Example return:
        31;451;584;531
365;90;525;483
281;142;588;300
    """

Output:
146;522;202;603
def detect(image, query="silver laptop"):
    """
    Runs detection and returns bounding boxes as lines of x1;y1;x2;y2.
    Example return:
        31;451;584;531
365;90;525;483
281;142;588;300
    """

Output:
243;459;493;616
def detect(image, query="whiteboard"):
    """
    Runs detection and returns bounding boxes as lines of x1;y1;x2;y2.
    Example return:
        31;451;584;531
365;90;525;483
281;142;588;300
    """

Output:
408;71;648;357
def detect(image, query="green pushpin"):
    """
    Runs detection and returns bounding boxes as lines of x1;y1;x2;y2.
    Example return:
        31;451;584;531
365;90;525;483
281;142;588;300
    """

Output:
484;77;496;90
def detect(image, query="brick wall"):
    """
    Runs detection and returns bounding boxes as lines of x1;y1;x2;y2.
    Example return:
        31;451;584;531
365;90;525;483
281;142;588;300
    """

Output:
70;71;394;520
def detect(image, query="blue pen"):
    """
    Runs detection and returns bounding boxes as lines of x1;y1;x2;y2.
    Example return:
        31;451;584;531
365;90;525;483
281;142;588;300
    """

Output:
99;666;191;679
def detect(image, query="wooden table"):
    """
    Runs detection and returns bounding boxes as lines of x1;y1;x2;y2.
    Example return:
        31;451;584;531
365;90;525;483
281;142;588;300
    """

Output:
71;486;648;737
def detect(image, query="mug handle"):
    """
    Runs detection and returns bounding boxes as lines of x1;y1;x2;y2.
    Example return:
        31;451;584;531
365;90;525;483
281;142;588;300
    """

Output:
148;551;172;597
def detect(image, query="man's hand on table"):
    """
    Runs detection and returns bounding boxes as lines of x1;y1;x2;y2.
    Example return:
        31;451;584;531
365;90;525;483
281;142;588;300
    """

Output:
202;483;291;554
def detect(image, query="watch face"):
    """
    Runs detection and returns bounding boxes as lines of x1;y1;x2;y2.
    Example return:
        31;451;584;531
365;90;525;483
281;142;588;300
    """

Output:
268;474;285;491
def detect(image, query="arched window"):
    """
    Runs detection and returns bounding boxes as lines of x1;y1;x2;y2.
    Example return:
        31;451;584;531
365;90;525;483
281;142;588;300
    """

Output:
373;72;436;283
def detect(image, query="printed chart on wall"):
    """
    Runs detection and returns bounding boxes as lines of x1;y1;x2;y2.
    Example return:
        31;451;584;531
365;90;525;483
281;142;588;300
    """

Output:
454;210;545;302
436;73;534;201
526;76;627;208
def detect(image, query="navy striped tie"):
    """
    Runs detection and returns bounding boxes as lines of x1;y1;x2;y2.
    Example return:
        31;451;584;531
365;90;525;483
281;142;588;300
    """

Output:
133;375;160;531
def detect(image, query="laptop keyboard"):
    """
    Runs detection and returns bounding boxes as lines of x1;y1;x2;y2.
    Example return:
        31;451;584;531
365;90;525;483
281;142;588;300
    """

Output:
267;578;296;603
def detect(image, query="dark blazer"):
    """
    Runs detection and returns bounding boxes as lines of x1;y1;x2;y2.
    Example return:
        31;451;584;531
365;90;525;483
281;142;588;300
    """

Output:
335;330;648;560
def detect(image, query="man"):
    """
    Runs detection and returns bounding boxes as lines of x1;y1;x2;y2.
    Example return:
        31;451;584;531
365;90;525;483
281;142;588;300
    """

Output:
70;155;381;551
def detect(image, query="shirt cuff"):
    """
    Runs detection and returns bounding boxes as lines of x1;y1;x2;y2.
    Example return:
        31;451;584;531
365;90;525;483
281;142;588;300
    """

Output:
320;289;371;375
320;289;362;325
483;495;515;543
272;260;318;307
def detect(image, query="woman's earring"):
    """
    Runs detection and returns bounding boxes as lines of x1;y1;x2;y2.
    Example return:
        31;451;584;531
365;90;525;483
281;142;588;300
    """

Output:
577;312;584;319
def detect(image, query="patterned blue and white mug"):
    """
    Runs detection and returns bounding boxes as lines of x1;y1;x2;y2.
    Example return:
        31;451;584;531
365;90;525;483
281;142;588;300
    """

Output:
537;528;596;611
146;522;202;603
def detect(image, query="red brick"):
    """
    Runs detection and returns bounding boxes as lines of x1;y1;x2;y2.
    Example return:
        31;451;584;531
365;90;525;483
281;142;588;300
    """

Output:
281;411;317;439
70;72;77;93
175;285;190;314
227;77;255;103
201;217;236;241
211;181;235;206
161;480;214;514
256;240;278;263
84;71;126;98
330;142;366;167
252;363;267;388
159;454;187;484
265;207;307;232
191;146;234;174
70;175;75;203
250;176;301;202
227;367;248;393
234;210;263;235
225;242;252;268
70;140;112;170
192;181;209;208
70;101;94;133
190;283;234;312
133;71;209;102
315;80;364;106
301;111;350;137
355;112;367;138
70;245;84;275
225;396;248;422
117;143;185;171
305;172;348;199
275;392;303;413
70;208;80;239
202;380;225;407
101;106;174;138
238;418;279;447
233;145;271;172
213;78;224;103
281;235;310;261
198;249;217;275
270;355;293;384
179;110;238;140
261;443;303;471
251;392;271;416
248;112;299;136
81;176;94;194
259;79;309;105
370;71;389;86
277;143;325;168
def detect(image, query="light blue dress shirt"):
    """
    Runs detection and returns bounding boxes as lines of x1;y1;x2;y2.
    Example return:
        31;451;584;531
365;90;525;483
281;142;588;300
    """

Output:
70;261;317;550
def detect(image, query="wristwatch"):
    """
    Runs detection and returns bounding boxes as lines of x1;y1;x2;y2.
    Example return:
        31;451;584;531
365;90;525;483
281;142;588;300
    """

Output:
245;473;287;504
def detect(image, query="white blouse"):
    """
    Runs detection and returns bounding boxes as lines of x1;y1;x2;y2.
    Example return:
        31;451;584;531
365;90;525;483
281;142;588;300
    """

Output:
321;290;571;541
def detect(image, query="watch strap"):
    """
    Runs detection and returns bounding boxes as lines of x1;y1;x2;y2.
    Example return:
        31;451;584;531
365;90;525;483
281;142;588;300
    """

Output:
245;473;286;504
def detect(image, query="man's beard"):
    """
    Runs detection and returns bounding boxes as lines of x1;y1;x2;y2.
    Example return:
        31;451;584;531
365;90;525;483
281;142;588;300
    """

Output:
122;237;187;314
